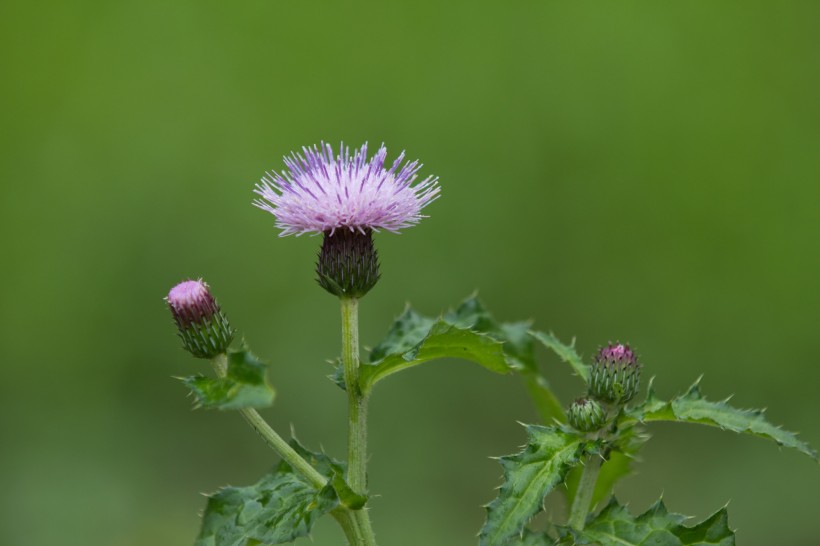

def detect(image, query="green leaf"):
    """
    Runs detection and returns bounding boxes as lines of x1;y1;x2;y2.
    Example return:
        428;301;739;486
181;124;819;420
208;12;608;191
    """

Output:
560;497;735;546
196;474;336;546
332;295;565;420
480;425;589;546
626;378;818;460
444;297;564;421
284;438;367;510
443;295;537;372
181;349;276;410
358;298;514;393
196;439;354;545
529;330;590;382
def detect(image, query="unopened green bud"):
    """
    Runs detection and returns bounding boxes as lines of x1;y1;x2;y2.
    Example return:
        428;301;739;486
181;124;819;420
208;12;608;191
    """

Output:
166;279;234;359
568;397;607;432
589;342;641;405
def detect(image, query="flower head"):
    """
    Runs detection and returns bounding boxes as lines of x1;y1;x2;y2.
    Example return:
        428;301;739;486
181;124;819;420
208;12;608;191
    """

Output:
589;342;641;405
253;142;440;236
166;279;233;358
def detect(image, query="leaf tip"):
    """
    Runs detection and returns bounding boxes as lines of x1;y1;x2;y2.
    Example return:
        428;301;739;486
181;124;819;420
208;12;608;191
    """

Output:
686;374;704;393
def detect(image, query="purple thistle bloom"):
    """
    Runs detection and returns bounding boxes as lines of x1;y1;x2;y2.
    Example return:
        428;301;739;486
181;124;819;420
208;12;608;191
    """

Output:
253;142;440;236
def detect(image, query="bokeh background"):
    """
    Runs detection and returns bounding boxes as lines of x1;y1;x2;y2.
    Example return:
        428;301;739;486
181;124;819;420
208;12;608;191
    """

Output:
2;1;819;544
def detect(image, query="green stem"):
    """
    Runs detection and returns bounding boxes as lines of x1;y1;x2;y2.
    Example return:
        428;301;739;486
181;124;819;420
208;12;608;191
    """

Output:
332;509;361;545
210;354;327;490
341;297;368;494
353;510;377;545
340;296;377;546
332;508;378;546
568;455;602;530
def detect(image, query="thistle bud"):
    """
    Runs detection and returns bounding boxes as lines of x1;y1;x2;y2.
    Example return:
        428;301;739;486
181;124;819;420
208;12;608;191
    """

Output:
589;342;641;405
166;279;234;359
316;229;380;298
567;397;607;432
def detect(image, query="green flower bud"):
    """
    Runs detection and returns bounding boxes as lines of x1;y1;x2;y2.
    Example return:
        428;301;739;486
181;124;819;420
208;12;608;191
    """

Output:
567;397;607;432
166;279;234;359
589;342;641;405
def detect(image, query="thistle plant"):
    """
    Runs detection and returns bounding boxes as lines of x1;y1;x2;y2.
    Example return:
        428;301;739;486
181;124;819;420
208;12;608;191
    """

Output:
165;142;816;546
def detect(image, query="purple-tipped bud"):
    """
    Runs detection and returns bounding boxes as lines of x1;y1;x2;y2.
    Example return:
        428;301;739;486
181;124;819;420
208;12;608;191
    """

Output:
589;342;641;405
166;279;234;359
567;397;607;432
316;229;380;298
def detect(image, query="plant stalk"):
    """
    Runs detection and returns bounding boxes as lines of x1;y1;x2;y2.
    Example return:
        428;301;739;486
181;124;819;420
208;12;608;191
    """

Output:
341;297;368;494
340;296;377;546
568;455;602;530
210;354;327;490
332;509;361;544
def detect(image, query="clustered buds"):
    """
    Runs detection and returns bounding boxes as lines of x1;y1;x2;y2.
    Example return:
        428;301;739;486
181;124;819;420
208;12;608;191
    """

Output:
567;397;606;432
589;343;641;405
565;342;642;433
166;279;234;358
316;229;380;298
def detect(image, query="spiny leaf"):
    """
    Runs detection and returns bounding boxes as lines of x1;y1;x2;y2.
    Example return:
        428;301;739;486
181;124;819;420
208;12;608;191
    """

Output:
443;296;537;372
196;474;336;546
559;497;735;546
284;438;367;510
626;378;817;460
446;297;564;421
331;295;564;420
181;348;275;410
358;297;516;393
479;425;589;546
529;330;590;382
196;439;354;545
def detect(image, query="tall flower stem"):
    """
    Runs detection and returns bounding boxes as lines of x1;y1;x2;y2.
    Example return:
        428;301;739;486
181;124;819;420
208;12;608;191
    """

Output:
567;455;602;530
340;296;377;545
210;354;326;490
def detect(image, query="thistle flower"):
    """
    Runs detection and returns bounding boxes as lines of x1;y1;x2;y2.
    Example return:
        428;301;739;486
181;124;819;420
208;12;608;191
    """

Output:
166;279;233;358
567;397;607;432
253;142;440;298
589;342;641;405
253;142;439;236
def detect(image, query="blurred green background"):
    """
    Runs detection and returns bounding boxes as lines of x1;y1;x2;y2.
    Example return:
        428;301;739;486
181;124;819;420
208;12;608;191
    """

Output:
1;1;818;544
